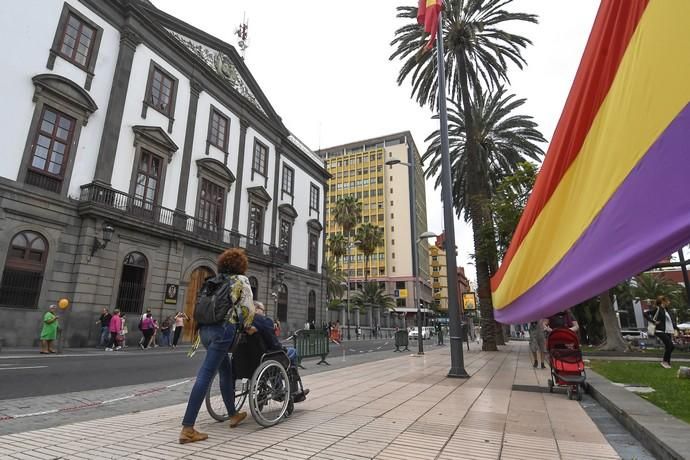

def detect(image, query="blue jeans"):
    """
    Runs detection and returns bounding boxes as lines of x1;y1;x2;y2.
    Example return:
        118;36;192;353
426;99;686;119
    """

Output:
99;326;109;346
161;329;171;347
182;323;236;427
286;347;297;368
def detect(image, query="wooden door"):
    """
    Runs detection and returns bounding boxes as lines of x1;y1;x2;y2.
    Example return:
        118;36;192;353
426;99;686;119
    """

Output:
183;266;214;342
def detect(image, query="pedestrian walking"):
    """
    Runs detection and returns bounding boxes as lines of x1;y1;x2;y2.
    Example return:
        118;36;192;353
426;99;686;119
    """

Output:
274;320;281;337
39;304;59;354
140;313;155;349
528;320;545;368
645;295;680;368
138;308;152;347
179;248;254;444
160;316;173;347
150;317;160;347
96;308;111;347
106;309;123;351
172;311;189;348
120;313;128;348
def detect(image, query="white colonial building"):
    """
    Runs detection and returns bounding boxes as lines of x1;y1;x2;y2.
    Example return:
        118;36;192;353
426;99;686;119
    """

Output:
0;0;328;347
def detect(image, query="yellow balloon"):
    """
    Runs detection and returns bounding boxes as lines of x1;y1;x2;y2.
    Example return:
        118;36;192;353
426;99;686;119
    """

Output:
58;298;69;310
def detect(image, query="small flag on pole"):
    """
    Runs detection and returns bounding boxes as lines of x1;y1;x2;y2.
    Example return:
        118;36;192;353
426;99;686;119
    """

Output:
417;0;442;49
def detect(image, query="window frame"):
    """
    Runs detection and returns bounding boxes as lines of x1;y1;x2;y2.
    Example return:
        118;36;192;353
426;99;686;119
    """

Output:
307;231;319;272
47;3;104;90
18;74;97;197
278;217;293;263
142;61;178;133
309;183;320;218
195;177;226;235
281;164;295;202
25;106;77;194
251;139;269;182
206;105;230;155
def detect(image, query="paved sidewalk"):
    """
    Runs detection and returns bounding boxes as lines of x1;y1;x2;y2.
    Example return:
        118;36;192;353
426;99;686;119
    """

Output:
0;343;620;460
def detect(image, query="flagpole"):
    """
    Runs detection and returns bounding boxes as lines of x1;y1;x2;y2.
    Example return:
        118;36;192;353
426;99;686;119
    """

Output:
435;8;469;378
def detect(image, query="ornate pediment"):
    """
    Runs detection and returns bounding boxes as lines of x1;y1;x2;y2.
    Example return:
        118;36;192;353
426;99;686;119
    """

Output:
132;125;179;160
247;186;272;205
307;219;323;233
32;74;98;124
278;203;298;219
196;157;235;189
166;29;266;116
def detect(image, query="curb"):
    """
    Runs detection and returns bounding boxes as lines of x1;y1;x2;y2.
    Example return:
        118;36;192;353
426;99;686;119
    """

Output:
586;371;690;460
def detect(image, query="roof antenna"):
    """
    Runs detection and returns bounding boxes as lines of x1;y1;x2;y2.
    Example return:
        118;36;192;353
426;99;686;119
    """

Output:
235;13;249;60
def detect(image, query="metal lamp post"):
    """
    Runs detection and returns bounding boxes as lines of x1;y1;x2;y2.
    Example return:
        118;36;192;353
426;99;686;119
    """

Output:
345;240;361;340
385;157;425;354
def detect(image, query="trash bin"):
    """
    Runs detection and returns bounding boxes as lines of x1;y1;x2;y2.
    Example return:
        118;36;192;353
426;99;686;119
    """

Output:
394;330;410;352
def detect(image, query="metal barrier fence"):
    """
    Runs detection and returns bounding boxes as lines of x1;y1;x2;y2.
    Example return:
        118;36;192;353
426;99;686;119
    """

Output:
393;330;410;352
293;329;330;368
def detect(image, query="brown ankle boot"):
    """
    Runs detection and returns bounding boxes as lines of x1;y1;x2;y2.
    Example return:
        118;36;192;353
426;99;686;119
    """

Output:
179;427;208;444
229;411;247;428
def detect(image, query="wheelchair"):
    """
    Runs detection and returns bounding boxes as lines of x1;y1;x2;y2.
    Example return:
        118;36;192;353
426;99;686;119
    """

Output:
205;332;305;427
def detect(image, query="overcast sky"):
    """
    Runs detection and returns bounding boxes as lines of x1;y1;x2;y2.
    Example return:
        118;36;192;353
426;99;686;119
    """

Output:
155;0;600;284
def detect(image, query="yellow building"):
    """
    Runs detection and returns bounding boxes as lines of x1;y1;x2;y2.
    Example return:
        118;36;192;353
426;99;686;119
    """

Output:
319;132;430;314
429;244;449;311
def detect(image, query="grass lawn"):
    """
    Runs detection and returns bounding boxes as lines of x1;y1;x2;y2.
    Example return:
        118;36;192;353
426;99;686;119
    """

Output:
591;360;690;424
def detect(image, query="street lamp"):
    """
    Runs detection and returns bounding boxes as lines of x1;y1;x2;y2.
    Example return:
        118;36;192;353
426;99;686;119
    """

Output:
345;239;361;340
386;155;425;355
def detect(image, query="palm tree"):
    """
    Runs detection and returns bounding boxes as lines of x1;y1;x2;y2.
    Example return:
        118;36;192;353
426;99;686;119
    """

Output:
327;233;348;270
633;273;682;303
391;1;538;351
352;282;396;327
423;88;544;350
332;196;362;238
355;223;384;281
324;257;345;301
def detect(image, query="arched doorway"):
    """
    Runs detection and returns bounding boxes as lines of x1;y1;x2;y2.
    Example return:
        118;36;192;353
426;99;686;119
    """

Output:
277;284;288;324
116;252;148;314
307;290;316;324
183;266;214;342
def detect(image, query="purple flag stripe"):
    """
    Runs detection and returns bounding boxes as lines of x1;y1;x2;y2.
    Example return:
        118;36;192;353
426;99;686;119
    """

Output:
496;103;690;324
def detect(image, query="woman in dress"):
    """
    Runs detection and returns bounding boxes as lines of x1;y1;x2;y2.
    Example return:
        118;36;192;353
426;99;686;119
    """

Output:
39;304;59;354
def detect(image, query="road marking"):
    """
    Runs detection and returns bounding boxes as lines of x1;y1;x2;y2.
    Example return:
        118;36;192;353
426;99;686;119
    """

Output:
0;378;195;422
166;379;191;389
12;409;58;418
0;366;47;370
102;395;134;404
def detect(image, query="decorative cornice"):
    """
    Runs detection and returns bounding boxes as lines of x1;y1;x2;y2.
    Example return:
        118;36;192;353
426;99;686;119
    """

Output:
189;78;203;97
32;73;98;125
247;186;272;205
278;203;298;220
196;157;235;189
120;25;142;51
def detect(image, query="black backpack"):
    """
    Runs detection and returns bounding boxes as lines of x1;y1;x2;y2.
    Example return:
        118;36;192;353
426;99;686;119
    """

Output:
193;274;238;326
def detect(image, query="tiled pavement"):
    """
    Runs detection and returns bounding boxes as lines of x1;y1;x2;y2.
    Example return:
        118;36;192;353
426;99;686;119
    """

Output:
0;343;621;460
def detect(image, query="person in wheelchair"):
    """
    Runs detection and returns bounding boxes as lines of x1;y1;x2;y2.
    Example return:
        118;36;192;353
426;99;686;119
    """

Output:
247;302;309;403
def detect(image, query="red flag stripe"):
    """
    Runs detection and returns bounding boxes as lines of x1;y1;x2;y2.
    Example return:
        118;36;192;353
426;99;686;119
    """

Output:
491;0;650;290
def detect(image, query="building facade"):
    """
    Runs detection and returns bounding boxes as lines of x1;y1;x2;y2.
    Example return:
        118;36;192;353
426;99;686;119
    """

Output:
429;242;448;312
0;0;328;347
319;132;430;326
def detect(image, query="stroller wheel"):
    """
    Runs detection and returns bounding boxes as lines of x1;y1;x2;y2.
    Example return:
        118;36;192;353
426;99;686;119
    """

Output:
576;388;583;401
547;379;554;393
566;387;573;400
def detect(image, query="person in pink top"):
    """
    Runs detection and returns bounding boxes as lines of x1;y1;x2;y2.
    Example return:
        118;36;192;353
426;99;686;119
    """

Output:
106;309;122;351
140;313;156;349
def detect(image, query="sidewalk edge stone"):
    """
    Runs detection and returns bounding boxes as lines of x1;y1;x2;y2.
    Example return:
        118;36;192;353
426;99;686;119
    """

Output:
586;370;690;460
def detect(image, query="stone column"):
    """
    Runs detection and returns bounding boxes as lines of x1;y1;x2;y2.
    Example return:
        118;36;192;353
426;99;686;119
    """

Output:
231;119;249;231
93;26;141;186
269;145;282;245
175;79;202;215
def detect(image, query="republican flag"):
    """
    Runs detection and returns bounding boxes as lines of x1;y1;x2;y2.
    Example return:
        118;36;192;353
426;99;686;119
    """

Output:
418;0;442;49
491;0;690;324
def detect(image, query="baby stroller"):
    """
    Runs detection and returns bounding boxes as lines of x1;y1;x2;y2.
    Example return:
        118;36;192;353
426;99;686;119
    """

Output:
546;328;586;400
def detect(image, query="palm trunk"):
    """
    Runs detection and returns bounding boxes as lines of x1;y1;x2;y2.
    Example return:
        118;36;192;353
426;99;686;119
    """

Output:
457;52;498;351
598;289;629;351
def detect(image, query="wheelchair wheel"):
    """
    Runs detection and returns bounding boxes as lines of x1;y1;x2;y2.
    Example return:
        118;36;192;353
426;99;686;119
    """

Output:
205;372;248;422
249;359;291;428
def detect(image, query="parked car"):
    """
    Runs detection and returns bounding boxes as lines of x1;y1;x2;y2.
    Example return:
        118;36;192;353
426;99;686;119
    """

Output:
408;327;431;340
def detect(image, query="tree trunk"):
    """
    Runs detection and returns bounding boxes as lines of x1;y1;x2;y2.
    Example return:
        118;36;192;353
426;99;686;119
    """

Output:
597;290;629;351
495;321;506;345
456;52;498;352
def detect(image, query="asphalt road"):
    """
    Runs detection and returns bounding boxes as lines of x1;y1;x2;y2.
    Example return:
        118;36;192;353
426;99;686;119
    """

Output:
0;338;402;400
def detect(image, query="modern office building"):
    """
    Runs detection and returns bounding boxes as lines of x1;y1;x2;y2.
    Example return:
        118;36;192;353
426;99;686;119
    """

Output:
318;132;430;326
0;0;328;347
429;240;448;312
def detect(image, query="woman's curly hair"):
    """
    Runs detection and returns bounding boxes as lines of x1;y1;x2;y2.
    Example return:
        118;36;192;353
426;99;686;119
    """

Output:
217;248;248;274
